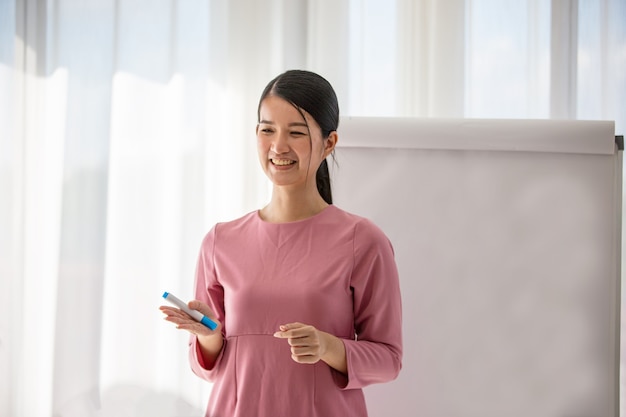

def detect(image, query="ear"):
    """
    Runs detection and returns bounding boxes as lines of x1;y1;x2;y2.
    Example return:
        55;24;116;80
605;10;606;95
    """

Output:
323;131;338;158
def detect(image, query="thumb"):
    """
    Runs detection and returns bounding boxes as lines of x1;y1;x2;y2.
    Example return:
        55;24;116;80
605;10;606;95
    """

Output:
188;300;214;317
274;322;306;337
279;322;305;332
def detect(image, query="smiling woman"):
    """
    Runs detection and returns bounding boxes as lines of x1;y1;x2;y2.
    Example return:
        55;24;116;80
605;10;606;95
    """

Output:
159;70;403;417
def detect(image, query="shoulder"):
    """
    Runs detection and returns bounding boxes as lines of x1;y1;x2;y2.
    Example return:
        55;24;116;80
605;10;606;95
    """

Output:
329;206;391;245
200;210;258;247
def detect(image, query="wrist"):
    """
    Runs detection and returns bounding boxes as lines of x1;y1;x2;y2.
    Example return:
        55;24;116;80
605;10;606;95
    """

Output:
197;332;224;364
320;331;347;374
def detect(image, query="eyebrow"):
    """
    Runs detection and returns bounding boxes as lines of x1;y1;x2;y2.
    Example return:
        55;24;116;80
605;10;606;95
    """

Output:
259;120;308;128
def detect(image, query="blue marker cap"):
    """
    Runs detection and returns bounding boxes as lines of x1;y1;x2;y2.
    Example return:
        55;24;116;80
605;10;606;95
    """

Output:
201;315;218;330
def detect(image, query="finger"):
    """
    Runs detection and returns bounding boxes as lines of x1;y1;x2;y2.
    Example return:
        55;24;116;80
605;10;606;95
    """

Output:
286;335;316;347
164;314;213;336
164;314;194;328
159;305;181;315
162;309;194;321
291;345;317;356
291;353;319;364
274;329;310;339
278;322;305;332
176;322;213;336
274;323;311;338
160;306;194;321
160;305;186;314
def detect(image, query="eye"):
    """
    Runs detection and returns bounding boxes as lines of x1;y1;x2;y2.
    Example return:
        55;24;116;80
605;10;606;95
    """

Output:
259;127;274;134
290;131;306;137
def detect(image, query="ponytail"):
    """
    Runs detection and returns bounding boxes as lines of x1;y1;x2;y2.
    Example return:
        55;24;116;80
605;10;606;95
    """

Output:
316;158;332;204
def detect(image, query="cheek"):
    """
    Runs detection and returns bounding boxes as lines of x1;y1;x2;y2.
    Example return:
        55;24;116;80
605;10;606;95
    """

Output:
256;136;268;153
256;140;269;165
311;139;326;158
296;143;317;163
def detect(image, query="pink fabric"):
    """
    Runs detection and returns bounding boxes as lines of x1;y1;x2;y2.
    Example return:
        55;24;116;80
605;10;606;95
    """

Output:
189;205;403;417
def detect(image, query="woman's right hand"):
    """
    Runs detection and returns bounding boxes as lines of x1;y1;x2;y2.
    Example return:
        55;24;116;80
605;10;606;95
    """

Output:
159;299;221;337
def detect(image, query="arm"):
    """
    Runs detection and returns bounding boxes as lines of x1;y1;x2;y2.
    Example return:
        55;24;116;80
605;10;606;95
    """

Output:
188;226;228;380
341;219;403;389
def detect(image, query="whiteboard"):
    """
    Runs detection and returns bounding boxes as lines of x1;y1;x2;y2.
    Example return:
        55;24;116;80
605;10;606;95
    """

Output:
331;117;622;417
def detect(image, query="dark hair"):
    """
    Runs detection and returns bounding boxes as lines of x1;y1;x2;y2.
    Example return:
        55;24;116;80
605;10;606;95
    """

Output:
257;69;339;204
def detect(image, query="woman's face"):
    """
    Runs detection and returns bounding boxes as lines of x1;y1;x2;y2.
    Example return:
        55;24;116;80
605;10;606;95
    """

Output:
256;95;336;190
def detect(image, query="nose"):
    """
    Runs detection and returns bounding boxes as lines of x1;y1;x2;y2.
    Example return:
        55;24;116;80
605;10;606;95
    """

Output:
270;130;290;154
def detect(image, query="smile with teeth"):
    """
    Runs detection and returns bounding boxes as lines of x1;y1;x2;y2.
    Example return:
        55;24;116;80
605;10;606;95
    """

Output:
271;159;296;166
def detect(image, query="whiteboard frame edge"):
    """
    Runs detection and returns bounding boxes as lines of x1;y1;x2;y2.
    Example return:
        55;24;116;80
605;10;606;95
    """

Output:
337;117;617;155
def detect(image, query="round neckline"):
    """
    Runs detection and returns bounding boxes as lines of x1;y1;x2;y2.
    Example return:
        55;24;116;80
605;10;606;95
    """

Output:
255;204;336;226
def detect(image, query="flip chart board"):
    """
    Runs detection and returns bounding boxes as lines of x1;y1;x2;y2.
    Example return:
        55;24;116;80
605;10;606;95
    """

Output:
331;118;623;417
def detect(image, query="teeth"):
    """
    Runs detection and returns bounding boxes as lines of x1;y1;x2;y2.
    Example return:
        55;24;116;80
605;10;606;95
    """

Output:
272;159;295;166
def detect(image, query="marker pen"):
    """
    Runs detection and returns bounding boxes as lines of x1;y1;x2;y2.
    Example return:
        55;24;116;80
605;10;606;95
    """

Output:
162;292;218;331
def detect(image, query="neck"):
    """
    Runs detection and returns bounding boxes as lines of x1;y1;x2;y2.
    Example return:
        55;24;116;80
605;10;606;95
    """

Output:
260;186;329;223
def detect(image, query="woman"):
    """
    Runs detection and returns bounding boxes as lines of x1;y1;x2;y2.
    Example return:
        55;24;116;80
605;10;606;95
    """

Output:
160;69;402;417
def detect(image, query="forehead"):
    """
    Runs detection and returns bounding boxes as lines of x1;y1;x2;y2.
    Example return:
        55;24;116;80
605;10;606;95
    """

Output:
259;95;310;123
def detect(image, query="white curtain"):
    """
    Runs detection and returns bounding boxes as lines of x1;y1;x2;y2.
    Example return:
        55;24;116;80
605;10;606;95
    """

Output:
1;0;624;416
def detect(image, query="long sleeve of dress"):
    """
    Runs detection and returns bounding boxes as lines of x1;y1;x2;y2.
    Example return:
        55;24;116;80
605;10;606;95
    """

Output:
188;226;226;382
341;219;403;390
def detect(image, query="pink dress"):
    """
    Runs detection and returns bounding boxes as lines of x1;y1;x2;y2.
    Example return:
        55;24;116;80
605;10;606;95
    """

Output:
189;205;403;417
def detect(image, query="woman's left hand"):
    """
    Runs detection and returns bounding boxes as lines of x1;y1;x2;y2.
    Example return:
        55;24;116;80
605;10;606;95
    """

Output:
273;322;327;364
273;322;347;374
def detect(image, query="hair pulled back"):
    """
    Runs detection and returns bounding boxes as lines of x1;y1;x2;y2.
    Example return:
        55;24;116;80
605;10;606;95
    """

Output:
257;69;339;204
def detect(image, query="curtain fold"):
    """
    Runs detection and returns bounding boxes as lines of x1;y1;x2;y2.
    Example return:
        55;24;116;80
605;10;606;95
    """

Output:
1;0;624;416
0;0;19;412
550;0;578;118
395;0;465;117
50;1;116;413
